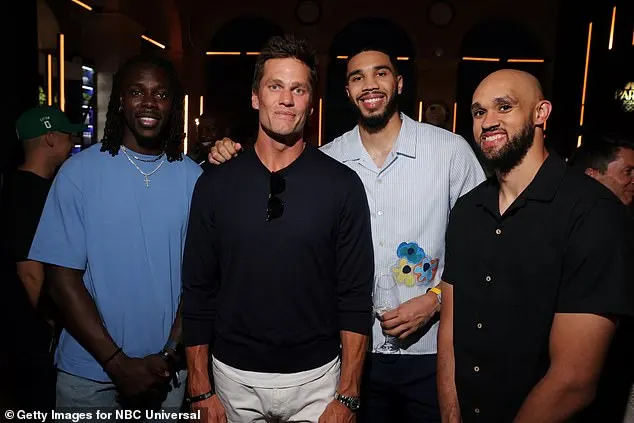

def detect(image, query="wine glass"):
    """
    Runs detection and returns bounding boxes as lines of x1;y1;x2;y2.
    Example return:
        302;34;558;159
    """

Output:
373;274;401;354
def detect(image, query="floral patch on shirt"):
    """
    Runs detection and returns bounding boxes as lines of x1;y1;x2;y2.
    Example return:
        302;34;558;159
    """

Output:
391;242;439;288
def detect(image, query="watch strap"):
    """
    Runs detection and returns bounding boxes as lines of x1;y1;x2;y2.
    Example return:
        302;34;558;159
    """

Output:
334;391;360;411
186;390;214;404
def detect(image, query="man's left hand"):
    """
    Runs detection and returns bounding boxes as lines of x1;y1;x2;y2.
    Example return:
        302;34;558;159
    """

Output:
318;399;355;423
381;293;440;340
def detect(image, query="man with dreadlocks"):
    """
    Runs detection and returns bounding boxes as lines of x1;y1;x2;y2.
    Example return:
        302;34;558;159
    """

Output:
28;54;202;415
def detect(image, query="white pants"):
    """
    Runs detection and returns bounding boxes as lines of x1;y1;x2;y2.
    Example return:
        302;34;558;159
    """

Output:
213;360;340;423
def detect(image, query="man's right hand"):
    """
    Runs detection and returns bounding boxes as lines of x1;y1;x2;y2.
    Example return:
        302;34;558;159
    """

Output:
104;352;171;399
193;394;227;423
208;138;242;165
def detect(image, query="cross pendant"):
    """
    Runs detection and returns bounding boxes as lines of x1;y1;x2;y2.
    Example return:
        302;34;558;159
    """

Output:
144;175;150;188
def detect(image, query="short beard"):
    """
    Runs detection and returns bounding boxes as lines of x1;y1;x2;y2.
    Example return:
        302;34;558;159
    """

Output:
125;116;167;152
355;92;399;134
261;123;303;147
135;133;165;151
482;121;535;175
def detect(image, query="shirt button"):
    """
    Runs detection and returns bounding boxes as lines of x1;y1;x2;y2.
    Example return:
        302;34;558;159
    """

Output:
474;408;480;414
474;366;480;372
477;323;483;329
485;275;492;282
495;228;502;235
377;210;384;216
377;179;382;184
379;240;385;247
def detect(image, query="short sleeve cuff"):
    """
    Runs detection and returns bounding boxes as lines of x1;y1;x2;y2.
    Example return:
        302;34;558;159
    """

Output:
441;269;455;285
27;251;86;271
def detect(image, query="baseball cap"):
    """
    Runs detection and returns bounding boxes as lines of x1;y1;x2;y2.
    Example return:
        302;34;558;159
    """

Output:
15;106;87;140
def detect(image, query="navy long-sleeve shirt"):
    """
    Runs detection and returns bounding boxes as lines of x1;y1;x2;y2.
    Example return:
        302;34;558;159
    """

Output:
182;145;374;373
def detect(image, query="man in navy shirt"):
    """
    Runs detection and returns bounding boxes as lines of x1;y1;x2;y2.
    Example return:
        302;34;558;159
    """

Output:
183;34;374;423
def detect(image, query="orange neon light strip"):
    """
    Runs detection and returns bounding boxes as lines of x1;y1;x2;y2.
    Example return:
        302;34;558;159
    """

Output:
71;0;92;11
184;95;189;154
205;51;241;55
462;57;500;62
580;23;593;126
47;54;53;106
59;33;65;111
608;7;616;50
141;35;166;49
507;59;545;63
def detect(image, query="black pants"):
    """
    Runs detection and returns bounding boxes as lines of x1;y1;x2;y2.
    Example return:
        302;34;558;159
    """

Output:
8;298;57;411
359;353;440;423
13;349;56;411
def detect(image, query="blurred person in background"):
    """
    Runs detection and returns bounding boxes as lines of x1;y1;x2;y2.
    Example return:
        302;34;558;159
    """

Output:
1;106;84;411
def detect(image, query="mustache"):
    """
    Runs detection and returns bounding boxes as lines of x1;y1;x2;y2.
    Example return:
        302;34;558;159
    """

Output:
480;128;506;139
135;110;161;119
357;91;387;101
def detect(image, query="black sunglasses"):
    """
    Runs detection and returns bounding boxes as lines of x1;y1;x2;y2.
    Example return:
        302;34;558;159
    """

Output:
267;172;285;222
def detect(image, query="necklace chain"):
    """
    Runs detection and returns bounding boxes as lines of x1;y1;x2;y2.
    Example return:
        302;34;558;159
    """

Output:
121;146;165;188
127;149;165;162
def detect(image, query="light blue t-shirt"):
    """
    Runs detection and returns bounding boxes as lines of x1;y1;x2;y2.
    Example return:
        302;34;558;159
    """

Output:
29;144;202;382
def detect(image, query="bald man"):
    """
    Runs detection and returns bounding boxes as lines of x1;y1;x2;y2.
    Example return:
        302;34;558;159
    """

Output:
437;69;634;423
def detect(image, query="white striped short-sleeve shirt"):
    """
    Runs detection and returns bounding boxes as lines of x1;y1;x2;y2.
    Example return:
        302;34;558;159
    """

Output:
320;113;486;355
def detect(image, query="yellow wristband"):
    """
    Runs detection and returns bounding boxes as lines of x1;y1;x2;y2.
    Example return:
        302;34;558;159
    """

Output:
429;287;441;296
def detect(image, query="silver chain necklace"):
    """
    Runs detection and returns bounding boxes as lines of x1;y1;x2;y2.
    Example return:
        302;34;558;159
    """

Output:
121;146;165;188
127;149;165;162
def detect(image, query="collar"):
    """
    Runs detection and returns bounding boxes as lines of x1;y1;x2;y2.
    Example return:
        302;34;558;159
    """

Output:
477;151;567;215
339;113;418;162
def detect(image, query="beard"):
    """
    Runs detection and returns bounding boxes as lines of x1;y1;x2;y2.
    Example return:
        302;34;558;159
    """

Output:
135;133;165;150
481;121;535;175
124;114;167;152
354;92;399;133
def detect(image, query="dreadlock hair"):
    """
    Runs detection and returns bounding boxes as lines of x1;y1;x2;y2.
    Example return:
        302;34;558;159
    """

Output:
100;54;184;162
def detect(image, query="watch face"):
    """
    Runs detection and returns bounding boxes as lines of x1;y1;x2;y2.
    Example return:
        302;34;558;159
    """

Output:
336;392;361;411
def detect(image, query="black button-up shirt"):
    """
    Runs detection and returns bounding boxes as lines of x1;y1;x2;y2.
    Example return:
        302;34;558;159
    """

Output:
442;153;633;422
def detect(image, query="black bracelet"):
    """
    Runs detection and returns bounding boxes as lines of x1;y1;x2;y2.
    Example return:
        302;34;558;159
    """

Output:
187;390;214;404
102;347;122;367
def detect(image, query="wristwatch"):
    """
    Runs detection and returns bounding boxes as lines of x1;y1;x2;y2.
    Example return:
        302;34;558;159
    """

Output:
160;339;179;362
334;392;360;412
